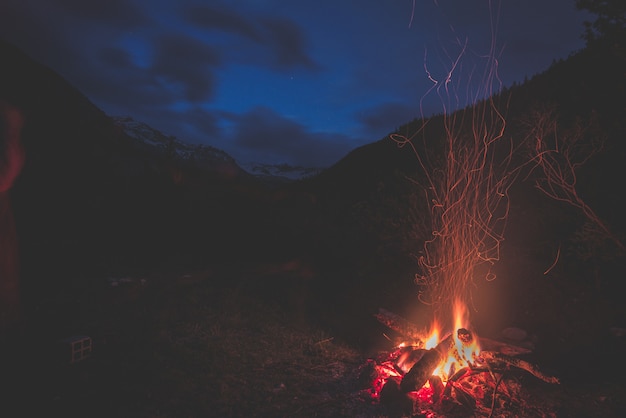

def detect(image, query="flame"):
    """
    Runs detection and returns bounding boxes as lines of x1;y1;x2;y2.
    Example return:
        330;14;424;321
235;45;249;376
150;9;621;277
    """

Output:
371;300;483;403
451;298;480;367
418;299;481;383
424;319;440;350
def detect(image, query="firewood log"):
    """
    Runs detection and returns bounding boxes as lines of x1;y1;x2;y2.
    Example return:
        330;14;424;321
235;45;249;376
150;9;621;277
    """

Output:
429;375;445;403
480;351;560;384
374;308;424;344
400;334;452;392
479;337;533;356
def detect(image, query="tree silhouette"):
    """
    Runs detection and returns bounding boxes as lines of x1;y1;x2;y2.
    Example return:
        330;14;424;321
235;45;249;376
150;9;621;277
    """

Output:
576;0;626;43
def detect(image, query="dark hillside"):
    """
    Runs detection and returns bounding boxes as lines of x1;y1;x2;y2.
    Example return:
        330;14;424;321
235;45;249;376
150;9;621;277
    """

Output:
0;39;279;323
284;40;626;357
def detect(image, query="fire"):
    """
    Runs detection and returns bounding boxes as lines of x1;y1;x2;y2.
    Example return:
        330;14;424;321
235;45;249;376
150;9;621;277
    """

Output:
451;298;480;367
422;298;480;383
423;319;440;350
367;300;486;407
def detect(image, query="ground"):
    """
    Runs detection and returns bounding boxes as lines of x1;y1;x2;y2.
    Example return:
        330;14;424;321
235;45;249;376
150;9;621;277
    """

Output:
1;265;625;417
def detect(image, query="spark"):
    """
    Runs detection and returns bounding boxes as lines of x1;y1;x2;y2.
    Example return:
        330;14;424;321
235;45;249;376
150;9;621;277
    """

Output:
394;0;616;334
543;244;561;275
392;0;514;325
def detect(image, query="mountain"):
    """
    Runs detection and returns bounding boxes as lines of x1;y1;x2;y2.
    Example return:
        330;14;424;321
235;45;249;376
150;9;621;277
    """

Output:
114;115;320;185
0;39;279;289
2;34;626;349
111;116;247;179
284;40;626;337
243;162;323;182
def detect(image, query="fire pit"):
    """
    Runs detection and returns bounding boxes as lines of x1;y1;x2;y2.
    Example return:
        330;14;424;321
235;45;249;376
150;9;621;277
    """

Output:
363;304;559;417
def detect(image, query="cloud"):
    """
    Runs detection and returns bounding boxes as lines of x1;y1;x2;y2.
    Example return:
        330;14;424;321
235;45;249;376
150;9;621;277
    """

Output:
228;106;353;167
60;45;169;111
183;5;260;41
152;34;221;102
1;0;588;170
182;4;319;72
128;106;222;147
260;18;320;71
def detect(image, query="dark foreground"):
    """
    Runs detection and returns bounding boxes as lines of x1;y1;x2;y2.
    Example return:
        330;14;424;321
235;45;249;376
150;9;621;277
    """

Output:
1;266;625;418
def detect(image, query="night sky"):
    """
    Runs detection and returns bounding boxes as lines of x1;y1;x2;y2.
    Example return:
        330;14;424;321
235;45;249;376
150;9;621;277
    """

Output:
0;0;588;168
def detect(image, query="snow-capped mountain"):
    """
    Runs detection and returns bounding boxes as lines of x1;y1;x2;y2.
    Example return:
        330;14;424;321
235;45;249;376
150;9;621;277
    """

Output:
113;116;323;182
243;162;323;181
113;116;237;168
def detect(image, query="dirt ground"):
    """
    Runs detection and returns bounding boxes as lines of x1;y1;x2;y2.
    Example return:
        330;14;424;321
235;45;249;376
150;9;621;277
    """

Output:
1;265;625;418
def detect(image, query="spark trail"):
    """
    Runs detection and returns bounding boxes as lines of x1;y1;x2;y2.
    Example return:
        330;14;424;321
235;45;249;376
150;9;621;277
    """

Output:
392;0;617;329
391;0;516;321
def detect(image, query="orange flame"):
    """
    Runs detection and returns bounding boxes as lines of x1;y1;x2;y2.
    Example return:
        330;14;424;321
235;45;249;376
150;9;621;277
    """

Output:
452;298;480;366
420;298;480;382
424;319;440;350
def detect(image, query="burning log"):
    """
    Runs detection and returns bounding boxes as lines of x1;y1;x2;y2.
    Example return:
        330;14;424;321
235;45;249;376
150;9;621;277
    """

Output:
480;351;560;384
369;306;560;416
400;327;479;393
400;333;453;393
396;346;427;373
375;308;532;357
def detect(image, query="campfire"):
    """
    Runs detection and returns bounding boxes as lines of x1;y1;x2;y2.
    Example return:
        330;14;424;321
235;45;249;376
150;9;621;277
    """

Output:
363;300;559;417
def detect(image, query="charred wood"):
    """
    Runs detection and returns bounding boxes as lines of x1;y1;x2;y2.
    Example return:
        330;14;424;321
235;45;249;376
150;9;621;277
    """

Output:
480;351;560;384
479;337;533;356
429;375;445;403
375;308;424;343
379;379;413;416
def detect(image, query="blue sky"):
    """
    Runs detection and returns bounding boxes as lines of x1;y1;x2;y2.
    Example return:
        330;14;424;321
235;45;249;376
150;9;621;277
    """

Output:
0;0;588;168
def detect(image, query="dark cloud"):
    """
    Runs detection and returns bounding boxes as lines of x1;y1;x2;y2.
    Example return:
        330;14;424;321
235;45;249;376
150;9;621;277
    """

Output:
75;71;175;110
182;4;319;72
152;35;220;102
50;0;145;27
67;46;175;112
261;18;320;71
229;107;352;166
126;106;221;147
358;102;420;138
183;5;260;41
90;40;219;111
154;34;221;68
